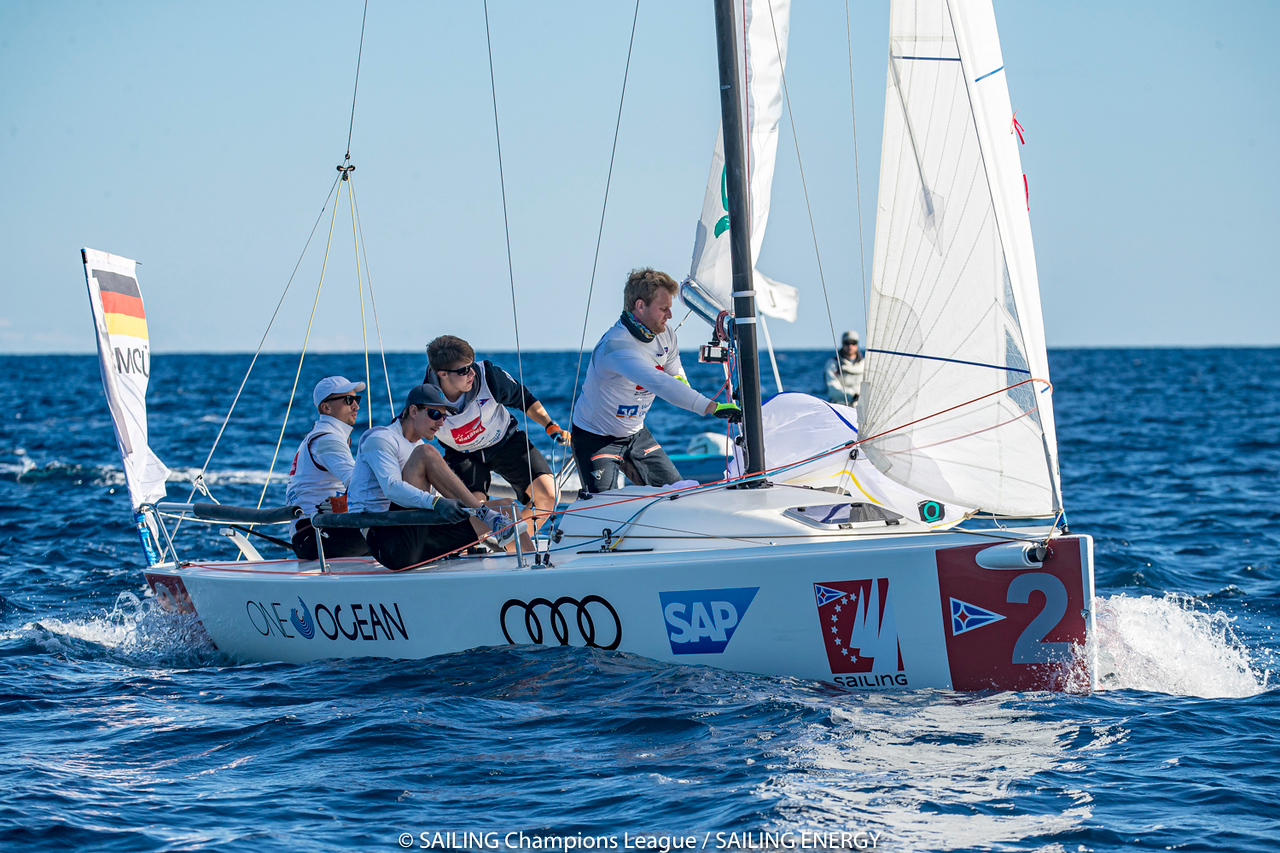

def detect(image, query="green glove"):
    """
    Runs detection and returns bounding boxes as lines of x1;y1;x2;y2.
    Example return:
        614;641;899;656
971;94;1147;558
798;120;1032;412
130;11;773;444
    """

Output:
713;402;743;423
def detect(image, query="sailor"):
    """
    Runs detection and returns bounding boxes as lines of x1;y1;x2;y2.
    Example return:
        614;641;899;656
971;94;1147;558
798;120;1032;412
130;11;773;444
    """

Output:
285;376;371;561
824;330;865;405
423;335;568;528
348;384;520;571
571;267;741;492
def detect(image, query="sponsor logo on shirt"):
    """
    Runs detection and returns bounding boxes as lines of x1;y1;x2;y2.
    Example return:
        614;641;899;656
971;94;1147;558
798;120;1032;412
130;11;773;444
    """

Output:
615;404;639;418
450;415;486;445
660;587;758;654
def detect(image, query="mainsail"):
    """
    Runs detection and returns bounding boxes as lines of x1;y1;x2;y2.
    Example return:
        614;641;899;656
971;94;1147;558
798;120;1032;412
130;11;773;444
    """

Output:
860;0;1061;517
82;248;170;511
688;0;798;322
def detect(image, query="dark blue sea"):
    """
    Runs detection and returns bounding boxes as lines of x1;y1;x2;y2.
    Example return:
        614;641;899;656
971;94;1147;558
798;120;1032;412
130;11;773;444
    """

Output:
2;348;1277;852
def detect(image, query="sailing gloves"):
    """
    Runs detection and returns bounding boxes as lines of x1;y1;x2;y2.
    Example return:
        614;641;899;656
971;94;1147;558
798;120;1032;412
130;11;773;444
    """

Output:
712;402;743;423
430;497;471;524
545;422;571;445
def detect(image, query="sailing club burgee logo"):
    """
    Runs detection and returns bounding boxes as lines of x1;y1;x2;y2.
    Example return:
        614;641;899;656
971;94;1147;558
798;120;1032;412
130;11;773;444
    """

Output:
814;579;904;675
660;587;758;654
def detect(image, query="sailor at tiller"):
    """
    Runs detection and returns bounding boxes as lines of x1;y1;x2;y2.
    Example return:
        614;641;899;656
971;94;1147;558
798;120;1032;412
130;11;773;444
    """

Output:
572;267;741;492
348;384;519;570
424;335;568;529
824;330;865;405
285;376;371;561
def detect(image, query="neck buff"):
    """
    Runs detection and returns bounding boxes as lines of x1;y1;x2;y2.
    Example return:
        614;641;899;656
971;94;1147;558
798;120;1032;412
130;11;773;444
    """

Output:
620;311;656;343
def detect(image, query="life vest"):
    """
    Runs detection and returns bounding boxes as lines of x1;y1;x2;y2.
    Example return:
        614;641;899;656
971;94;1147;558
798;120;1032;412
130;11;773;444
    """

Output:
285;415;353;533
436;364;515;453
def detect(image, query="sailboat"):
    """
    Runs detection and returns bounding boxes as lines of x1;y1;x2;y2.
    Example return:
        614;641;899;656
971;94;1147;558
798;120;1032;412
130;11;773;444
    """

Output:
85;0;1096;693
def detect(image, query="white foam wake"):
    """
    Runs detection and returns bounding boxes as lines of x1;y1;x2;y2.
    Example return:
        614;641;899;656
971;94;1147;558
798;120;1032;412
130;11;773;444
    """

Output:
1094;593;1270;698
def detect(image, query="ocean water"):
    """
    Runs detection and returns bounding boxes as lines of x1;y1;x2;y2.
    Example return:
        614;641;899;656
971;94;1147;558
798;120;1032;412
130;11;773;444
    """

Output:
1;348;1277;852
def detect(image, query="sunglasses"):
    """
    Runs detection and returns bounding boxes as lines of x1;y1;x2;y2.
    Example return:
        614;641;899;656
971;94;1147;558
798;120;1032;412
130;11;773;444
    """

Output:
440;363;475;377
424;408;449;421
325;394;362;405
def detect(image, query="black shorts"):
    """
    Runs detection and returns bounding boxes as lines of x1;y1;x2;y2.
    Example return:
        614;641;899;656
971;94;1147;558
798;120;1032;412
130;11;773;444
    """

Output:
364;504;478;571
443;428;552;504
570;424;681;493
291;518;370;561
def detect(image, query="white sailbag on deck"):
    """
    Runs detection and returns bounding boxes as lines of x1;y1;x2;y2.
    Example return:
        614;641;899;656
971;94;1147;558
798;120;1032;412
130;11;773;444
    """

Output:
688;0;798;322
82;248;170;511
860;0;1061;517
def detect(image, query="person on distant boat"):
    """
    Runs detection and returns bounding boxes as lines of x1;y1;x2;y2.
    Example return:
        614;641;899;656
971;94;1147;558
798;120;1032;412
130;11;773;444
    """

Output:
571;267;742;493
347;384;522;571
285;376;372;561
824;330;865;405
423;335;567;529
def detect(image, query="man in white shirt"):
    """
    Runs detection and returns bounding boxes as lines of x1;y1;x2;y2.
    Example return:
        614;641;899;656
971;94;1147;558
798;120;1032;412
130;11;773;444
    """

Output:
824;330;865;404
285;375;371;561
348;384;520;570
571;267;741;493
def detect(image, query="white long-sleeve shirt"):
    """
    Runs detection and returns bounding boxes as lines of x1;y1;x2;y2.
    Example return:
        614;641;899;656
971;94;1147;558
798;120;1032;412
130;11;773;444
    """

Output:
285;414;356;533
572;320;713;437
347;423;438;513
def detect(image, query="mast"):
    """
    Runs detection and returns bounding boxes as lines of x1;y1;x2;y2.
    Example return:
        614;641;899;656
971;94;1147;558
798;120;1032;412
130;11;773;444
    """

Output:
713;0;766;480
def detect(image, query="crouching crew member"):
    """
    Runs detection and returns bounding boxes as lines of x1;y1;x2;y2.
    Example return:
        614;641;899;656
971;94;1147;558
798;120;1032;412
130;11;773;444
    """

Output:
347;384;518;571
286;375;371;561
571;267;741;493
424;335;568;527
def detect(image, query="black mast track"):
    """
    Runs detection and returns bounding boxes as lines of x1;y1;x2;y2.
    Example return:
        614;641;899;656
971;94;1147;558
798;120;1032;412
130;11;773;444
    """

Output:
713;0;767;483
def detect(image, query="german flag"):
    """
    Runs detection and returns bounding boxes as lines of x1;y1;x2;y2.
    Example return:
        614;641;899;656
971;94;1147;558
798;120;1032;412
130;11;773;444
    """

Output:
95;270;148;340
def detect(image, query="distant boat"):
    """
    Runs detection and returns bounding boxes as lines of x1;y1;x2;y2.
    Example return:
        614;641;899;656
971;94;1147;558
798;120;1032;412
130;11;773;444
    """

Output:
86;0;1095;692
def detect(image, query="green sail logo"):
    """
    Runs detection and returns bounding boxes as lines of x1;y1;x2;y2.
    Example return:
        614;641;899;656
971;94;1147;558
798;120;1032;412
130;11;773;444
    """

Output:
714;166;731;237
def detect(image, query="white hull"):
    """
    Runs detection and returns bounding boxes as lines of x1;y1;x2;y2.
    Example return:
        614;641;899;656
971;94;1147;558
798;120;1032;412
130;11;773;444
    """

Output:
147;486;1096;693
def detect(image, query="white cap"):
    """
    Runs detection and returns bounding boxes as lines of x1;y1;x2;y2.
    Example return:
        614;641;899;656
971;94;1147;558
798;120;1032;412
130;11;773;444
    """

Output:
841;330;860;344
313;375;367;407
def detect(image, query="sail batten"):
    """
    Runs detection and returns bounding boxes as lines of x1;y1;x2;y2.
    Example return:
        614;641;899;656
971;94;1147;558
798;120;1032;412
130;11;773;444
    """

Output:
861;0;1061;518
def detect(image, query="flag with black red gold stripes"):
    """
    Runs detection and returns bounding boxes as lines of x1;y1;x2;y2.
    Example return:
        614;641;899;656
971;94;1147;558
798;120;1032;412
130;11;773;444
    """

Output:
82;248;170;510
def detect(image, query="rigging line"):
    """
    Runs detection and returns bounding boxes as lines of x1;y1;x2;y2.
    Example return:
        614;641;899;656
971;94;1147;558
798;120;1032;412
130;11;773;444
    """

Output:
344;0;370;161
176;173;343;539
764;1;842;397
566;0;642;467
865;347;1031;374
482;0;535;529
349;180;396;421
844;0;870;344
347;176;372;428
256;179;346;512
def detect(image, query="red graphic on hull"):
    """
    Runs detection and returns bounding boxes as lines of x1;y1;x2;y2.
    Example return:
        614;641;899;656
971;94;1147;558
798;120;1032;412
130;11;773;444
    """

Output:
814;578;904;675
936;540;1089;692
145;573;196;615
449;415;485;446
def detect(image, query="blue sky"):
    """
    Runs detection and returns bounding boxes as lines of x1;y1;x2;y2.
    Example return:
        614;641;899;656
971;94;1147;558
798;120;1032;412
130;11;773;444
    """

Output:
3;0;1277;354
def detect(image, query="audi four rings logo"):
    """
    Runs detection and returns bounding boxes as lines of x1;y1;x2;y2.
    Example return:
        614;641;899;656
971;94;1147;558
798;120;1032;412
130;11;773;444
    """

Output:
500;595;622;650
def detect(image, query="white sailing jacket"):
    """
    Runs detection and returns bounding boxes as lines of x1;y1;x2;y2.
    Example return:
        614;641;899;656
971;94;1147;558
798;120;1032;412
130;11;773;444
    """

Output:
572;320;713;437
347;422;438;513
285;415;355;534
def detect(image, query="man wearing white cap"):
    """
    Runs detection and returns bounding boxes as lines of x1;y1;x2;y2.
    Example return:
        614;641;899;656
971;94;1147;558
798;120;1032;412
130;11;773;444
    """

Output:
824;330;865;405
286;375;371;561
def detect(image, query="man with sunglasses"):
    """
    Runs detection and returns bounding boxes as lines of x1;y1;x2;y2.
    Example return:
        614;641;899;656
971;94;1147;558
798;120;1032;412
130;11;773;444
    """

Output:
572;267;741;493
424;335;567;531
286;375;372;561
348;383;522;570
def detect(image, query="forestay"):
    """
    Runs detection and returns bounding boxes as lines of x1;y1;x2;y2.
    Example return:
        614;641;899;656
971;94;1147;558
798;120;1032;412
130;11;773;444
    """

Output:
688;0;798;322
82;248;170;510
860;0;1061;517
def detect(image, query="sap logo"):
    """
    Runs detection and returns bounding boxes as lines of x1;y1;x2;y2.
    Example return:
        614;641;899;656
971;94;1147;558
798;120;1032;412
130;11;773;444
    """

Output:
616;404;639;418
659;587;758;654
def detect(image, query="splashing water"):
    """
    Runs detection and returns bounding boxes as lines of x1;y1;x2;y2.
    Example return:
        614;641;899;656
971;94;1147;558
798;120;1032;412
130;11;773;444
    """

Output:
1094;593;1270;698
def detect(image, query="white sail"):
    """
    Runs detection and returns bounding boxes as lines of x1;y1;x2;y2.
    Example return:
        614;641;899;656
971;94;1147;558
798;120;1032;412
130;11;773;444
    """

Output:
83;248;170;510
688;0;799;322
860;0;1061;517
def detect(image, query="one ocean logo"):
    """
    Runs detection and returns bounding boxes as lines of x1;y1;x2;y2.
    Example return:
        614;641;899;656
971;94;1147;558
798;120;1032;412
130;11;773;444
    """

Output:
289;597;315;640
660;587;758;654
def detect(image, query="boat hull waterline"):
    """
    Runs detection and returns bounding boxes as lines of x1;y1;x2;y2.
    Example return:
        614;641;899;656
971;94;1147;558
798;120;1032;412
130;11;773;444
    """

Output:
147;531;1095;693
